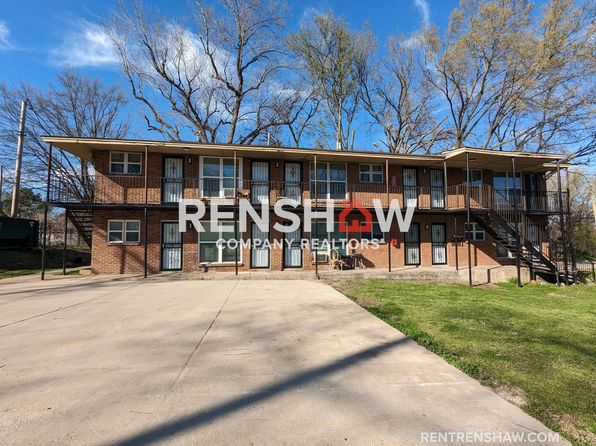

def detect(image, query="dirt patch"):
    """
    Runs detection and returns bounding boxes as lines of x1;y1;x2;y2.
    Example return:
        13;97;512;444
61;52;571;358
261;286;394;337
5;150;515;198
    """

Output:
495;385;528;407
549;411;596;445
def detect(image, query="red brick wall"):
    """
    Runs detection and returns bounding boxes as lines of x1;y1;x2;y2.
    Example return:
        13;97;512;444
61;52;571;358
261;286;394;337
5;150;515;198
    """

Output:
88;151;551;274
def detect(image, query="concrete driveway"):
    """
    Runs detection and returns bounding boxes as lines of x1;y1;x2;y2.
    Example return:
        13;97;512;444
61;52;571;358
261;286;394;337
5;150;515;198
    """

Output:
0;277;564;445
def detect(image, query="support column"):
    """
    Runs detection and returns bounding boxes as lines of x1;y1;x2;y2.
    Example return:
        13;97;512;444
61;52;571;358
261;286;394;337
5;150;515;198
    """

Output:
466;152;472;286
314;155;319;279
234;150;239;276
386;158;391;272
443;160;448;210
565;168;576;272
143;145;149;279
512;157;522;287
41;143;53;280
62;209;68;275
557;162;569;285
143;207;148;278
454;215;459;271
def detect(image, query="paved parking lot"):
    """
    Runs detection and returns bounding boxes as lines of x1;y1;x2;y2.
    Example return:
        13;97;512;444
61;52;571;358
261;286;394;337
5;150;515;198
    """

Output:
0;277;564;445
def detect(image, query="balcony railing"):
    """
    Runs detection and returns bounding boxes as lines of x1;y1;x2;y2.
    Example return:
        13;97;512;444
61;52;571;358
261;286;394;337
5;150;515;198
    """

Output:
49;174;568;213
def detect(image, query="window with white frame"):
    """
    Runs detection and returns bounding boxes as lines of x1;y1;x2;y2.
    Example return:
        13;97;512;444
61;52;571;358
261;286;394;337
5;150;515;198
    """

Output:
199;222;240;263
107;220;140;243
359;164;383;183
464;222;485;241
201;157;241;198
310;163;347;199
110;152;142;174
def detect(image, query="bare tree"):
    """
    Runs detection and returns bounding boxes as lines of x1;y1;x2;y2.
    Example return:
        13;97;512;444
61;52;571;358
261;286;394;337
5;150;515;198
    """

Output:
0;67;129;201
288;12;372;150
423;0;595;160
504;0;596;160
109;0;308;144
361;34;446;154
422;0;535;150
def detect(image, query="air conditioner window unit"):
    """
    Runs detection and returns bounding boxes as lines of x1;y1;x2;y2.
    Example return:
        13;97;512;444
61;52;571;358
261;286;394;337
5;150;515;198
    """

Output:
314;252;328;263
223;188;235;198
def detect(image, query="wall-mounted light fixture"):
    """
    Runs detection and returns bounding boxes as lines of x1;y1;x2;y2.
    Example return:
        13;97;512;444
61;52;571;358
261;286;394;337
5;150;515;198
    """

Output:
425;224;430;230
275;160;280;168
188;156;192;164
423;168;427;174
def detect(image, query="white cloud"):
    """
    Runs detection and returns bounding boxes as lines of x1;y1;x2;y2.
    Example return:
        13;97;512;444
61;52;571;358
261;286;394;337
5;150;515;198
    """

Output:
50;18;118;67
0;20;11;48
413;0;431;28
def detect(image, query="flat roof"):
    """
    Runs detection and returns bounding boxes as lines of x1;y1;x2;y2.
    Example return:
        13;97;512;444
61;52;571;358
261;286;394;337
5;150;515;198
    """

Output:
42;136;567;172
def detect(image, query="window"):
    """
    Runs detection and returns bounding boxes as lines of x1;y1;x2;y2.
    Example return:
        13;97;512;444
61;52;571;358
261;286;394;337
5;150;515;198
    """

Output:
360;221;384;241
110;152;142;174
201;157;241;198
493;171;521;205
463;169;482;185
359;164;383;183
464;223;485;241
108;220;140;243
310;163;347;199
199;222;240;263
311;221;348;260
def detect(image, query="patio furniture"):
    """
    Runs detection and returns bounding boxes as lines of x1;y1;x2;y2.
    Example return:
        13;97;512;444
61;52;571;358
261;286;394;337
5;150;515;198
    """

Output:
351;252;365;269
329;249;350;271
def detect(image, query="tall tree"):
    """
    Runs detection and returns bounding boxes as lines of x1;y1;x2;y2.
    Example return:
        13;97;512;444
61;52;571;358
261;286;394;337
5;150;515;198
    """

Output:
288;12;372;150
361;34;446;154
0;67;129;201
422;0;595;159
109;0;308;144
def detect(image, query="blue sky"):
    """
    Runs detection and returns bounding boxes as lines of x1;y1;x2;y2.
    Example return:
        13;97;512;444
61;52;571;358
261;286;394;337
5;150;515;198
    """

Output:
0;0;459;90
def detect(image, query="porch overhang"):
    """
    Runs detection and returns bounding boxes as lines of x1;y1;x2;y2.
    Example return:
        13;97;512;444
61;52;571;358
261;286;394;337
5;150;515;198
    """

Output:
41;137;568;172
443;147;566;172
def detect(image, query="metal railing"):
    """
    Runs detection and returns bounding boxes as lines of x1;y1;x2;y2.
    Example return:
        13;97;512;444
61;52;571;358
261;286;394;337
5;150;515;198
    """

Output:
49;174;569;213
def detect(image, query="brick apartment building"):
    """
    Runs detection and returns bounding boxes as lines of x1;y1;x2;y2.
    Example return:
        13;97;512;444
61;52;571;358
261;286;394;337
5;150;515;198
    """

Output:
41;136;574;283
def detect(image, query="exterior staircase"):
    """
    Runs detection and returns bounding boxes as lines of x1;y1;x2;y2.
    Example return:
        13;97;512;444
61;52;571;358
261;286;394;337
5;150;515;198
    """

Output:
470;190;576;284
67;209;93;248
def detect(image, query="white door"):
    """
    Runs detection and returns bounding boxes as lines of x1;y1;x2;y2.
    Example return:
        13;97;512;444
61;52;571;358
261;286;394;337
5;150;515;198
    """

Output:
403;168;418;208
284;225;302;268
251;162;269;204
405;223;420;265
430;169;445;208
251;223;269;268
431;224;447;264
285;162;301;203
161;222;182;270
163;157;184;202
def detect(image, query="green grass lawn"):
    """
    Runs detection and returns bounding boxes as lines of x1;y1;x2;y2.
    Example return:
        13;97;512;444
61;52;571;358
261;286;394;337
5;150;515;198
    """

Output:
331;280;596;445
0;248;89;279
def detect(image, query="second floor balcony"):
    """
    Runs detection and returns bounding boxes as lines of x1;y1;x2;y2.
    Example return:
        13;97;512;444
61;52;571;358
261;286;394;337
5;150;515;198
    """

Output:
49;175;569;214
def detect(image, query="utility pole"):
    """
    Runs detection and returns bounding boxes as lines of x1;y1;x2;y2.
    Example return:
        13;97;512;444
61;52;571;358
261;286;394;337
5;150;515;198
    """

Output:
10;100;28;218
